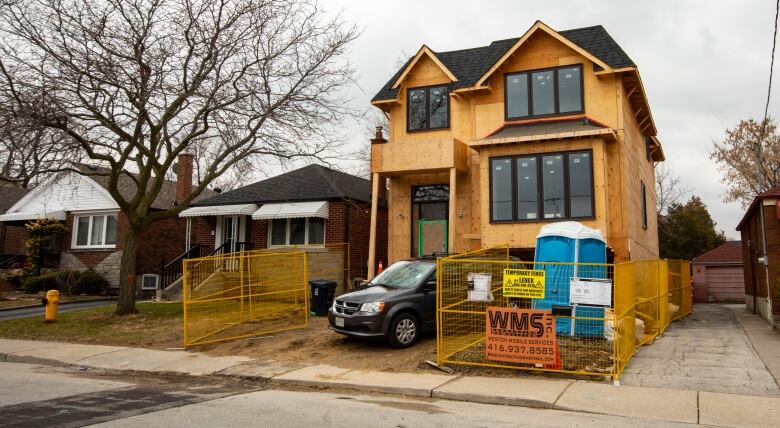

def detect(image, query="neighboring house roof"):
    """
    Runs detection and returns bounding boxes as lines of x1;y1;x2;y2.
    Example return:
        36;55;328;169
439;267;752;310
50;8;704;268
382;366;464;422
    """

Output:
692;241;743;265
736;186;780;231
191;164;372;207
0;186;30;214
373;24;633;102
2;165;215;220
77;164;215;210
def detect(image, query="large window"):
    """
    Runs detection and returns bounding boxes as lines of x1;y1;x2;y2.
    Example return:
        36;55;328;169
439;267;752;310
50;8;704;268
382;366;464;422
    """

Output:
73;213;118;248
505;65;583;120
407;85;449;131
490;150;594;222
268;218;325;246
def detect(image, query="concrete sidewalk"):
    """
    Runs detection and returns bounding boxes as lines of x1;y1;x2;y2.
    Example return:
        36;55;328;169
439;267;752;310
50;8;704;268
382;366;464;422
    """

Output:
1;338;779;427
729;305;780;386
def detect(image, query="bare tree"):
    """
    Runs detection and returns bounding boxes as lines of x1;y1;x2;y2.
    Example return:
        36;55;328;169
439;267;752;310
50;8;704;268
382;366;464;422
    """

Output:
350;110;389;179
0;0;358;314
655;163;690;216
0;113;79;188
711;118;780;208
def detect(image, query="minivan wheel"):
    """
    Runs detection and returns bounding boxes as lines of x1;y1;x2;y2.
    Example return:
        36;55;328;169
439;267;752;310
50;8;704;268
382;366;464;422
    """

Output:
388;313;419;348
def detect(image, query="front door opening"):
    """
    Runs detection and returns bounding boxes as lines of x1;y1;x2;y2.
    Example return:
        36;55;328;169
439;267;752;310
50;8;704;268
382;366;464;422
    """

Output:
411;184;449;257
222;215;239;253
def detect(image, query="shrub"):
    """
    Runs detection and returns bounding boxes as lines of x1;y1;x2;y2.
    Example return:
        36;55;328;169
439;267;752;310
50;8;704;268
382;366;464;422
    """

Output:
75;270;109;295
22;271;65;294
6;274;26;290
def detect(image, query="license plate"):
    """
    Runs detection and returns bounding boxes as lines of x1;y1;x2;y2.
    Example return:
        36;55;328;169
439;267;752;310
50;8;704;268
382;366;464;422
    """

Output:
335;317;345;328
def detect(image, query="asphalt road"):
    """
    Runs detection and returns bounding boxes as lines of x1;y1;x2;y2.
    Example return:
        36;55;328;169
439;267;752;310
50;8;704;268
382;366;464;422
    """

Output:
0;299;116;321
0;361;698;427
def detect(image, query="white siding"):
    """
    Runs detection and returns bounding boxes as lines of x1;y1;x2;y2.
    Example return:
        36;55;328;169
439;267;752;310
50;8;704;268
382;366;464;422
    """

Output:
7;172;118;214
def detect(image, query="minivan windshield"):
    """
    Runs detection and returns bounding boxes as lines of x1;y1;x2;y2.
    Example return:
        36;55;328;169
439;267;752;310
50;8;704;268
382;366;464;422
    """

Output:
371;261;434;289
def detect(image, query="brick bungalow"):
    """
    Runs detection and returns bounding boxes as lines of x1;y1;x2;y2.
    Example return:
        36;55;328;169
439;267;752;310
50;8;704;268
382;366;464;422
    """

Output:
0;185;31;268
0;155;206;289
180;164;388;280
691;241;744;303
737;186;780;325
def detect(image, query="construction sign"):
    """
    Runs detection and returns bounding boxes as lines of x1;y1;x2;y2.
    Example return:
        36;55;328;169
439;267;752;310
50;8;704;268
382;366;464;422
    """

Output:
503;269;545;298
485;307;558;365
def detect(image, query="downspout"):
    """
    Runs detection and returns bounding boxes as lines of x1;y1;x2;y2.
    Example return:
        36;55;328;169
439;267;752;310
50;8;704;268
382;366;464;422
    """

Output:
185;217;191;251
344;199;350;279
759;202;771;317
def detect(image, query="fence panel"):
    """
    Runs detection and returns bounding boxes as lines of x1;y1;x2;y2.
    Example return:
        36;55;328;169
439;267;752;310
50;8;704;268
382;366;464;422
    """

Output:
255;243;350;293
183;251;308;347
437;253;693;380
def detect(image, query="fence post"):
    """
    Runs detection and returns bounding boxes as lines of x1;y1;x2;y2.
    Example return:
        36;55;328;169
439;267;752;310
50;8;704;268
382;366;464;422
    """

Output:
182;259;189;348
658;260;669;335
303;251;309;328
436;256;442;365
240;253;245;322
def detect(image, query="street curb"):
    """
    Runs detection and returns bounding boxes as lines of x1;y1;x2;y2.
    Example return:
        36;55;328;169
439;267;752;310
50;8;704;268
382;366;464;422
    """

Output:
432;388;554;409
4;338;780;427
269;376;438;398
0;297;116;312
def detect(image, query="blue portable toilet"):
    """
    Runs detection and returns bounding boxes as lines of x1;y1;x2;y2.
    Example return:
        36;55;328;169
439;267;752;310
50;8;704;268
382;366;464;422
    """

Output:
533;222;608;337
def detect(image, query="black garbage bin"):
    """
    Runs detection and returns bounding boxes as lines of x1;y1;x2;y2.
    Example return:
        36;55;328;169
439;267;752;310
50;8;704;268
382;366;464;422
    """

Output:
309;280;337;316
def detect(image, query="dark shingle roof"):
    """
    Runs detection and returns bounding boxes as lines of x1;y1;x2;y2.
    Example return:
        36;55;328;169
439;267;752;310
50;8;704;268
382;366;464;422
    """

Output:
0;185;30;214
692;241;743;264
372;25;634;102
191;164;373;206
558;26;634;70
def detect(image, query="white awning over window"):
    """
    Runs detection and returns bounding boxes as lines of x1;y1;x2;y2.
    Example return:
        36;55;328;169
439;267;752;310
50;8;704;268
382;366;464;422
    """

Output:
178;204;258;218
252;201;329;220
0;210;67;222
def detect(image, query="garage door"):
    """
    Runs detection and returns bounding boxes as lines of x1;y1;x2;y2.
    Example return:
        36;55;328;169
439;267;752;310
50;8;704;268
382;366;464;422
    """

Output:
705;266;745;302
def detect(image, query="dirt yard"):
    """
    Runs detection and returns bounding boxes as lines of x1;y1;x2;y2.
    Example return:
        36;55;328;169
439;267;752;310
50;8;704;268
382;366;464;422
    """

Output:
200;317;438;372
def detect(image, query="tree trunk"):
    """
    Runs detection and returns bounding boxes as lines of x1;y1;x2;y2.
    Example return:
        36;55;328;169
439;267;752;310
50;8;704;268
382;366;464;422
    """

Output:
116;226;140;315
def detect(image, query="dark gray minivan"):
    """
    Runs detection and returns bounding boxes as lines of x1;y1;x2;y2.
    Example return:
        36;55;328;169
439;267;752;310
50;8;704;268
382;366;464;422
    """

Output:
327;258;436;348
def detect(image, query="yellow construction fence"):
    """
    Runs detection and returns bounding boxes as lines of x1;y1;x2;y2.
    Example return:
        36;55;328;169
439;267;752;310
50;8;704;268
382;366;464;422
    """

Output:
437;247;691;380
182;251;309;347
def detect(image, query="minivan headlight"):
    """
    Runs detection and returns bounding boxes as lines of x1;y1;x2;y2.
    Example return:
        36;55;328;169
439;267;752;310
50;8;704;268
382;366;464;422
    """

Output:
360;302;385;313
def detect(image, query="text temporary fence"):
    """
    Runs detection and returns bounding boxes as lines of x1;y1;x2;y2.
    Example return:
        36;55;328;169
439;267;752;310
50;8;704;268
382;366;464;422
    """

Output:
182;251;308;347
437;252;691;379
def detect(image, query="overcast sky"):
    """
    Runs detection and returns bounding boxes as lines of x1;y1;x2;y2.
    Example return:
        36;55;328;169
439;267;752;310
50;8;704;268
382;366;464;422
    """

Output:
314;0;777;239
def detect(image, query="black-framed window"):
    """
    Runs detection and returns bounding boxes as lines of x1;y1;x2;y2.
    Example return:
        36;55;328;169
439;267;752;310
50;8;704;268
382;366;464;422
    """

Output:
505;64;583;120
641;181;648;230
407;85;449;131
490;150;594;222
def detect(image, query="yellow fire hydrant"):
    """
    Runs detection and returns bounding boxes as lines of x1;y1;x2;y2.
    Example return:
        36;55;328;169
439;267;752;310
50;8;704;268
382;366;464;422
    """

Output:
41;290;59;323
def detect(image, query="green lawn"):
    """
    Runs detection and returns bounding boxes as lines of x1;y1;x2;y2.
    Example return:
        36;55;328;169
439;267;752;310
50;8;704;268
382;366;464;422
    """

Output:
0;302;184;348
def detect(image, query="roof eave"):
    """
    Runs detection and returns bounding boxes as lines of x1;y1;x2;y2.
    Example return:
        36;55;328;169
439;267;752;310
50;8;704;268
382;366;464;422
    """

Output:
473;20;613;88
617;68;657;137
390;45;458;90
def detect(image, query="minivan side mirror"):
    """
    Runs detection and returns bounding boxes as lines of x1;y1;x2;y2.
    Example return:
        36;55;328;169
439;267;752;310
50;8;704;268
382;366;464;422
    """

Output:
423;279;437;291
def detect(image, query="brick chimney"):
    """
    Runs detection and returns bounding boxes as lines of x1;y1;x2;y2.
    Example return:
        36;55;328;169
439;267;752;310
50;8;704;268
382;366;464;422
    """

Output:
370;126;387;144
175;153;194;204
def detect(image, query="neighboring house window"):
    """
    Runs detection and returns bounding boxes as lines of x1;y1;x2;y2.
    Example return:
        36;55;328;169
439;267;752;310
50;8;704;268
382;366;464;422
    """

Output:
490;150;594;222
407;85;449;131
268;218;325;246
505;65;583;120
641;181;648;230
73;214;118;248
